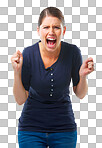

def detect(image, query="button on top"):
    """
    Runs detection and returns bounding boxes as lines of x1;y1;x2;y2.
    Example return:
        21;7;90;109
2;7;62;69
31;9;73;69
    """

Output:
50;68;54;97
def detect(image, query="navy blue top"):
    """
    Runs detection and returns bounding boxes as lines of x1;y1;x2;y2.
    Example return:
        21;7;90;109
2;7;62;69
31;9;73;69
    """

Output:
18;41;82;133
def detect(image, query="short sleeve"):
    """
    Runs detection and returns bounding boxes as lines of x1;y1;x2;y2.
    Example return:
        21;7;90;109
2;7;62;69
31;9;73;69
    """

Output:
21;48;31;91
71;45;83;86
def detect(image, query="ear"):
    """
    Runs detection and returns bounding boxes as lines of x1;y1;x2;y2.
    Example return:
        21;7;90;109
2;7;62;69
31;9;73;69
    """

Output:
37;26;40;36
63;26;66;36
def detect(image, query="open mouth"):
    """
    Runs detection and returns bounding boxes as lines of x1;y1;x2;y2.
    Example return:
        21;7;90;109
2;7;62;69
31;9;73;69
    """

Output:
46;38;57;46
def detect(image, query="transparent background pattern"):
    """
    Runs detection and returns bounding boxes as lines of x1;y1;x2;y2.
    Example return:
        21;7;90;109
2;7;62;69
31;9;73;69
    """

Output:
0;0;102;147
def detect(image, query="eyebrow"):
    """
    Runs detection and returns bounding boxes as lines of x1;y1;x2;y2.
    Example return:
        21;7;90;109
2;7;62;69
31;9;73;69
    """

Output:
41;25;61;27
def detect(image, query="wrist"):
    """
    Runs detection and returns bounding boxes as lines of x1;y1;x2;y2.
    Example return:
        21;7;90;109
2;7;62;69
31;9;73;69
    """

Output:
80;75;86;80
14;70;21;78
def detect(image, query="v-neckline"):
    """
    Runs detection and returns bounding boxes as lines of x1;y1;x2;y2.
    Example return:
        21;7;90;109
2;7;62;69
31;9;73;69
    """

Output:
37;40;63;70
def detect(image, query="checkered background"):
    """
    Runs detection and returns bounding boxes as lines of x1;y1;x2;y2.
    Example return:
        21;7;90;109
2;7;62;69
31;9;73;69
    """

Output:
0;0;102;147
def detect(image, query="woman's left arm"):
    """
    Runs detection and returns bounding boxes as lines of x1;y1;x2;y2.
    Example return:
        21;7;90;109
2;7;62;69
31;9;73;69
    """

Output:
73;57;94;99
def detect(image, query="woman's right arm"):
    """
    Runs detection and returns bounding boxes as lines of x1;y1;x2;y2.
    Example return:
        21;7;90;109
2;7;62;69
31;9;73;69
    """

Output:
11;50;28;105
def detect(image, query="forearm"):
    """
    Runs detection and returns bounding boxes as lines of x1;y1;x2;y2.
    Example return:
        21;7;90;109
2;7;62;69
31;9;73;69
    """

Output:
75;76;88;99
13;72;28;105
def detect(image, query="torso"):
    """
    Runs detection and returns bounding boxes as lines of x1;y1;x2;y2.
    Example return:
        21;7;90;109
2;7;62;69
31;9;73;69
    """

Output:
18;41;82;133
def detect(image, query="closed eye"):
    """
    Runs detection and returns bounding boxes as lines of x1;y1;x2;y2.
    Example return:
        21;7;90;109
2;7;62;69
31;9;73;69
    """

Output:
43;26;61;29
43;26;49;29
54;26;61;29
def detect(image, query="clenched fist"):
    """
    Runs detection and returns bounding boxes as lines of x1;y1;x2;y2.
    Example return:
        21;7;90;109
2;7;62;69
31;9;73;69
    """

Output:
79;57;94;78
11;50;23;73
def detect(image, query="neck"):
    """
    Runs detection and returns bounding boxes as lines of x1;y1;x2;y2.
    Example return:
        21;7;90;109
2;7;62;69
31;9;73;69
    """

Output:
39;42;61;60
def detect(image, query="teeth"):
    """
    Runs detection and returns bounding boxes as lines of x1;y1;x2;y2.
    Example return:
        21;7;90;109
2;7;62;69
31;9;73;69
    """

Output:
47;38;56;41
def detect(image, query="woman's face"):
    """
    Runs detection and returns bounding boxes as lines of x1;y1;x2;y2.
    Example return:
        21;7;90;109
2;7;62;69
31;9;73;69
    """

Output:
37;16;66;53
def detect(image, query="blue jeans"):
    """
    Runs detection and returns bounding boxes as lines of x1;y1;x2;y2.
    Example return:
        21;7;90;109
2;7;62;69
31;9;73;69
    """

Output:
18;130;77;148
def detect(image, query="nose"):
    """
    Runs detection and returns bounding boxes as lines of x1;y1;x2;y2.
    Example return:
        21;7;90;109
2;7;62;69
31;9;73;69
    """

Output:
49;27;54;34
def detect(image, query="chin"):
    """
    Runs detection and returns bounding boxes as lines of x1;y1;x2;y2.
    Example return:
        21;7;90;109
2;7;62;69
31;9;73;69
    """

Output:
46;42;61;52
46;48;56;53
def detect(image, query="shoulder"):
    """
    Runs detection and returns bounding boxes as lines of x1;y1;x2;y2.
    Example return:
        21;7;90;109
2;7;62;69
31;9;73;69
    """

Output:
62;41;80;52
22;41;39;66
22;42;39;56
62;41;81;57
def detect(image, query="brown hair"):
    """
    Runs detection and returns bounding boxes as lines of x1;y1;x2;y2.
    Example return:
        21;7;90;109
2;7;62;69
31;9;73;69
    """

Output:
38;7;65;27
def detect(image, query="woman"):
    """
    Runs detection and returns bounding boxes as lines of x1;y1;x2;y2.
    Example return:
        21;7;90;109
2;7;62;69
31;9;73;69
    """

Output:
11;7;94;148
